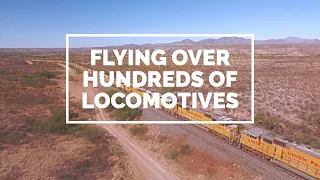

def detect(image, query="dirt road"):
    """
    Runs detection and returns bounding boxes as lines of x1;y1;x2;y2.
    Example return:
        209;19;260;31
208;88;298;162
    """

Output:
86;85;178;180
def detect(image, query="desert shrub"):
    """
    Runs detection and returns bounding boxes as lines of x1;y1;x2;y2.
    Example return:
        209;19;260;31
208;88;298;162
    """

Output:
74;68;82;74
160;87;175;94
33;111;78;134
255;112;279;130
33;111;104;143
157;135;167;143
0;132;24;144
114;105;142;121
110;146;123;156
101;90;142;120
206;167;215;177
179;144;191;155
15;93;52;106
310;138;320;149
0;144;5;151
296;133;320;149
80;126;104;143
71;101;94;113
36;71;58;79
21;75;47;88
308;111;320;126
169;151;179;159
21;73;57;88
69;76;75;81
58;173;78;180
129;125;148;137
24;116;37;125
75;159;93;169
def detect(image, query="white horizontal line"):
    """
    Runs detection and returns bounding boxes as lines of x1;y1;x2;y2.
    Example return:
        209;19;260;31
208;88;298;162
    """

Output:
67;34;254;38
66;120;254;124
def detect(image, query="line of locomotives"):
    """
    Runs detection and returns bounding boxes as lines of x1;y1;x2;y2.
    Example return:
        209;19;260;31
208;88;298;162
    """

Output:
31;59;320;179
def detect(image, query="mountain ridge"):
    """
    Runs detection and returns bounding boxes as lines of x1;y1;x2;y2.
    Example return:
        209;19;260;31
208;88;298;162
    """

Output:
170;37;320;45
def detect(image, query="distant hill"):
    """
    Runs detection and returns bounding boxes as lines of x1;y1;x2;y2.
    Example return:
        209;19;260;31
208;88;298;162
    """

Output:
171;39;195;45
2;37;319;50
255;37;320;44
146;37;320;46
197;37;250;44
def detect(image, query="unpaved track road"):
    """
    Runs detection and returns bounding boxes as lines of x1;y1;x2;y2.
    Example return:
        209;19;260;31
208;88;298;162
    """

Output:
86;85;178;180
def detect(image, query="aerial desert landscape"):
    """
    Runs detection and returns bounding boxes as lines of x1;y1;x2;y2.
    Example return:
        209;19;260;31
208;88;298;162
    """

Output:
1;37;320;179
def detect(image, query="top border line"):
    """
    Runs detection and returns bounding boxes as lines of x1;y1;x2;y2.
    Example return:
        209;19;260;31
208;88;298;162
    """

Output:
67;34;254;38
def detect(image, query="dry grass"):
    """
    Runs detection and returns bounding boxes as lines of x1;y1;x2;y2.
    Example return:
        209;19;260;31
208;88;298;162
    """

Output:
0;58;133;179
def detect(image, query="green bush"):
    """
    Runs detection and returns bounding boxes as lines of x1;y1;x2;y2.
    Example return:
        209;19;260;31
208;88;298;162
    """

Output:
80;126;104;143
0;145;5;151
75;159;93;169
74;68;82;74
179;144;191;155
33;111;104;143
310;139;320;149
21;75;47;88
101;90;142;121
160;87;175;94
33;111;78;134
114;105;142;121
255;112;279;130
58;173;78;180
129;126;148;137
0;133;24;144
36;71;58;79
169;151;178;159
296;133;320;149
21;72;57;88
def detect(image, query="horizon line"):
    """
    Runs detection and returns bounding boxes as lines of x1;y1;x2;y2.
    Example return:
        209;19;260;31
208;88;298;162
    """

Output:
1;35;320;49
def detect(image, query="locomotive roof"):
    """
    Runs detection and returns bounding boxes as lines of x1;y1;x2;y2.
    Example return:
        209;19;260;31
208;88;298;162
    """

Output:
289;143;320;159
261;132;274;141
217;116;234;121
246;127;264;137
180;106;216;119
269;136;320;158
227;125;238;129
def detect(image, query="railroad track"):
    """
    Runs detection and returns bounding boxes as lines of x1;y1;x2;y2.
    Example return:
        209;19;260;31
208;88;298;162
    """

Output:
159;106;308;179
189;124;311;180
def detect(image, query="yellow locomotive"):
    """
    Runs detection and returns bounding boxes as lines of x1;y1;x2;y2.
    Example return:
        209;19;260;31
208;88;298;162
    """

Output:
242;128;320;178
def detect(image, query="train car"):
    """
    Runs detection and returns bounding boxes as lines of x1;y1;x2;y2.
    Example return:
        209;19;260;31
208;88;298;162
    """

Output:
124;85;132;93
173;105;238;141
242;129;320;179
240;127;275;157
280;143;320;178
209;116;239;141
127;87;144;96
175;104;212;121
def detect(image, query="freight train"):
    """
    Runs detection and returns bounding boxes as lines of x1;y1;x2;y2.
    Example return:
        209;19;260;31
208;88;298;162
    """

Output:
29;59;320;179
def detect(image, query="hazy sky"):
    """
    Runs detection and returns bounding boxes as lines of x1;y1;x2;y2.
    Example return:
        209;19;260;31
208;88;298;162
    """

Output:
0;0;319;48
